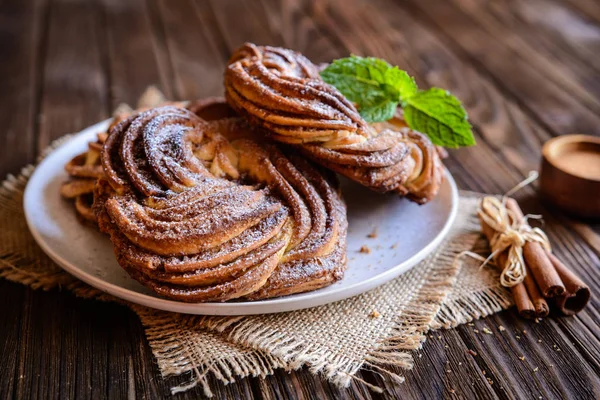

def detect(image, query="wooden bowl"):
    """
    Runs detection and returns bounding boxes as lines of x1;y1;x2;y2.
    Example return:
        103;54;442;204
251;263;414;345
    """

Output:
540;135;600;219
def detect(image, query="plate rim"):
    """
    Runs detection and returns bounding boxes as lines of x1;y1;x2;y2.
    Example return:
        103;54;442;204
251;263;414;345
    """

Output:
23;119;459;315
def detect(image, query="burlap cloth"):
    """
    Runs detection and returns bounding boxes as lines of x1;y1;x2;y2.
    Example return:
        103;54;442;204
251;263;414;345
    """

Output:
0;139;513;397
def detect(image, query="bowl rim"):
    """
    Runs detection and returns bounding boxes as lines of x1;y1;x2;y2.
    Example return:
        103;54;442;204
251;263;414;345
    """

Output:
542;134;600;183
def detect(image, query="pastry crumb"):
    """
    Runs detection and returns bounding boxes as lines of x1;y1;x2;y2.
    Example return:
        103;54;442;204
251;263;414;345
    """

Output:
498;325;506;332
482;327;492;335
369;310;381;319
367;228;378;238
359;245;371;254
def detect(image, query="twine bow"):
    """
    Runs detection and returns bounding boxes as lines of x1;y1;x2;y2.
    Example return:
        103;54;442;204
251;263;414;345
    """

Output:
476;171;551;287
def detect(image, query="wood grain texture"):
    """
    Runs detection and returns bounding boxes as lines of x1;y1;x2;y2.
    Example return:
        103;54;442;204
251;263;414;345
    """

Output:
402;0;600;137
0;0;47;178
0;0;599;398
36;0;109;150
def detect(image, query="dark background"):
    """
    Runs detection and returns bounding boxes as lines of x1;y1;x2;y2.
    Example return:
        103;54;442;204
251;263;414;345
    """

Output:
1;0;599;398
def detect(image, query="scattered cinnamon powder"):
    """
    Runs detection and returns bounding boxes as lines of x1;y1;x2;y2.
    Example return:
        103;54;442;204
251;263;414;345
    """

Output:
367;228;378;238
359;245;371;254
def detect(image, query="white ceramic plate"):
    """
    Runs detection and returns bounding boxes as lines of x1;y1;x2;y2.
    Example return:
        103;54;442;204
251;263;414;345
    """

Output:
24;119;458;315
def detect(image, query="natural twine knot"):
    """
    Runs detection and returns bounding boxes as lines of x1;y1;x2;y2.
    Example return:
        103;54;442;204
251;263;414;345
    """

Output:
478;195;551;287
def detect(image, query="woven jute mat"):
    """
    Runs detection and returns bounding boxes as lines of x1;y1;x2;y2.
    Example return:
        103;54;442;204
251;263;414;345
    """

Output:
0;138;513;396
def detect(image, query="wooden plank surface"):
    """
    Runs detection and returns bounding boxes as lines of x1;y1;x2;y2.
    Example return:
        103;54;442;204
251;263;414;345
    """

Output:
0;0;599;398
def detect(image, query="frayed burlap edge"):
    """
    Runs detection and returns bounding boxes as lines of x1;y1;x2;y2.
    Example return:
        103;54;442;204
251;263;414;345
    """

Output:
132;306;288;396
432;280;514;331
431;286;514;330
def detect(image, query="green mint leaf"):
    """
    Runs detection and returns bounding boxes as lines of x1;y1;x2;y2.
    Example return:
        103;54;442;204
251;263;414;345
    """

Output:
320;56;475;148
404;88;475;148
320;56;417;120
384;67;417;101
359;98;398;123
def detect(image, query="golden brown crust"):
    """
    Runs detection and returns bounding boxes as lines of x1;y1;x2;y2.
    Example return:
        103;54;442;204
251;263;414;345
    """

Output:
225;43;445;204
96;104;347;302
225;43;371;148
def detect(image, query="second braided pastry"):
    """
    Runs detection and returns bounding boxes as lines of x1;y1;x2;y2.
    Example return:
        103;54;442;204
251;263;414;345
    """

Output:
225;43;444;204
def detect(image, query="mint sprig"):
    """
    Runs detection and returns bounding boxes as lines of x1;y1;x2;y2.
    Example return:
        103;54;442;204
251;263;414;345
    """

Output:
320;55;475;148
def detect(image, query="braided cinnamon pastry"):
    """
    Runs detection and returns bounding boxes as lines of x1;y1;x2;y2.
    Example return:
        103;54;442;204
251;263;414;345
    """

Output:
95;102;347;302
225;43;445;204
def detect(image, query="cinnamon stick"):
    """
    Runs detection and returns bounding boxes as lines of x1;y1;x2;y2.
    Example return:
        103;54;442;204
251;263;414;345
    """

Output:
510;280;536;319
523;272;549;318
505;199;565;298
547;253;591;315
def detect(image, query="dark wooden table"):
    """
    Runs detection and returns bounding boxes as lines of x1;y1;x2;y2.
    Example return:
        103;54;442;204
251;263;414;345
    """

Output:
2;0;600;398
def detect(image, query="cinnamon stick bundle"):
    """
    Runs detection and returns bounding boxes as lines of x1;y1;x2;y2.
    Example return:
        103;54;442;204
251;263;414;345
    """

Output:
478;197;590;319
